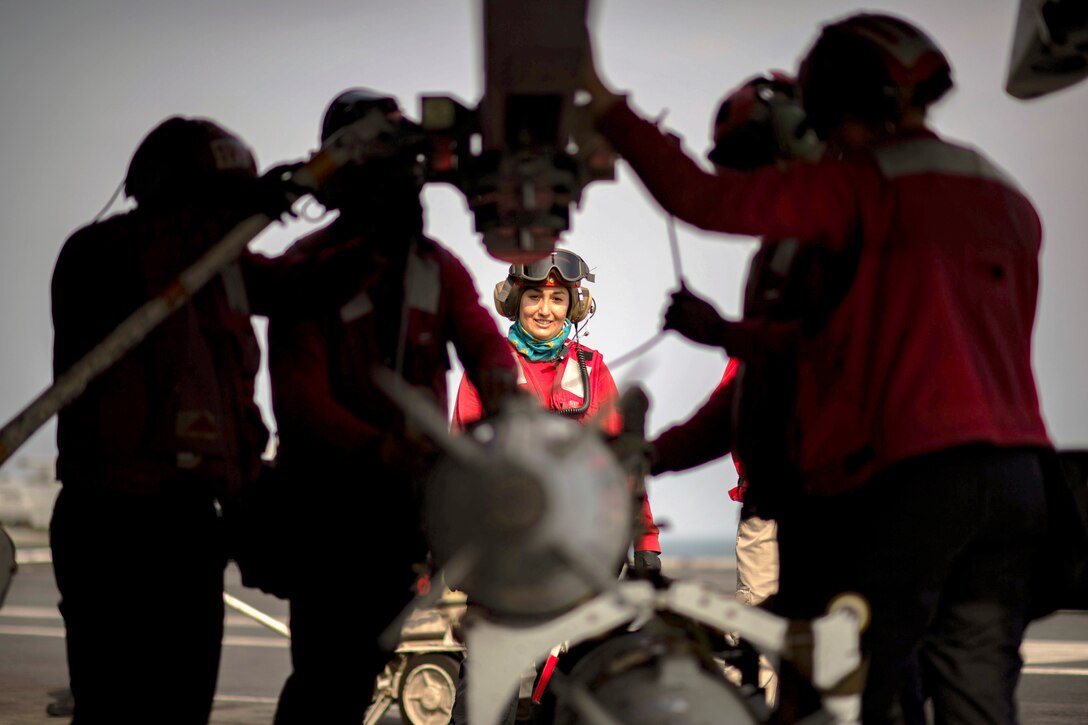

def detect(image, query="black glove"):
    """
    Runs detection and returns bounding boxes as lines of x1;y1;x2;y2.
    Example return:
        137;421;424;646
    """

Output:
631;550;662;575
606;432;657;479
475;368;521;417
662;283;729;348
378;424;442;480
236;162;307;221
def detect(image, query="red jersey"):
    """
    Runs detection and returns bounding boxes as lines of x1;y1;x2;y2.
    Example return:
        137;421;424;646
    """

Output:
600;102;1050;493
52;208;270;497
453;339;661;552
269;229;515;468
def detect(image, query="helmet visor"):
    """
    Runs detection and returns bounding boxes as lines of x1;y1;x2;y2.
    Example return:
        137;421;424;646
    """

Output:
509;251;594;285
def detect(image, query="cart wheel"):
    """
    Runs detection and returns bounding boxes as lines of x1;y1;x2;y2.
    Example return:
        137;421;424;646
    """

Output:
398;653;459;725
828;592;871;633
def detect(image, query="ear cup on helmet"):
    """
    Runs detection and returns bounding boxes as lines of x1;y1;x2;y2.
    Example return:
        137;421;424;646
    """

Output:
493;279;520;319
767;97;822;162
495;279;592;323
568;287;594;323
709;75;823;167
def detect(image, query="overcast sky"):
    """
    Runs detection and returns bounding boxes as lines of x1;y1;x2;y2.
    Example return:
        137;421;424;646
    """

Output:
1;0;1085;545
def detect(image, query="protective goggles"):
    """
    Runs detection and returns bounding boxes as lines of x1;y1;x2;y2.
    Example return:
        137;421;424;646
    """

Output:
508;250;594;285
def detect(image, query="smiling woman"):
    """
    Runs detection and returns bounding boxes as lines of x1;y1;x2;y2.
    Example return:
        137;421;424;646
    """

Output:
0;0;1085;589
448;247;663;723
517;285;570;348
450;248;660;561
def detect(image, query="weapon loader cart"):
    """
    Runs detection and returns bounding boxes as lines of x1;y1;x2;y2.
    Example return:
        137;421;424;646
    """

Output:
366;588;467;725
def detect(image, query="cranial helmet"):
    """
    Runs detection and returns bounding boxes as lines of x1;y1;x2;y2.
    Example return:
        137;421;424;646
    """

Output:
708;73;822;169
798;13;953;137
124;117;258;206
493;249;595;323
315;88;426;217
320;88;402;142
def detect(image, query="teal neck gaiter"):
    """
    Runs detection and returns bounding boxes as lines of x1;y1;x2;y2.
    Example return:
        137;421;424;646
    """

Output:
508;320;572;362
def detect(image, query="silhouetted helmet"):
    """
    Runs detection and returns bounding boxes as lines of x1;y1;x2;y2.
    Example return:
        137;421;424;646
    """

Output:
315;88;427;218
124;117;258;206
320;88;402;143
708;73;822;169
798;13;953;138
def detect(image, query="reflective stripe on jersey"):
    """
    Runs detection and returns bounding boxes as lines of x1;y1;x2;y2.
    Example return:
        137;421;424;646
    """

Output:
559;354;587;398
339;290;374;322
405;251;440;314
874;138;1020;191
219;262;251;315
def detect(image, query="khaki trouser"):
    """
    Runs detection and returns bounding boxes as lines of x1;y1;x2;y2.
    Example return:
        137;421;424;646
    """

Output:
735;514;779;606
735;514;780;704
